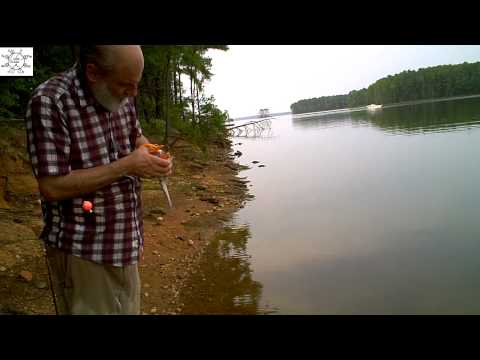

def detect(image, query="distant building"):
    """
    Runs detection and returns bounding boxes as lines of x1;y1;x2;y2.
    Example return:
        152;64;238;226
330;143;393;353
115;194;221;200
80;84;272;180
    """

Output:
259;108;270;118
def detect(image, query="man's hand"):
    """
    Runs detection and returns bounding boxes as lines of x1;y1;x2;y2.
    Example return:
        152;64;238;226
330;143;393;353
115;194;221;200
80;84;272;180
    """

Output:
127;146;173;178
37;145;173;202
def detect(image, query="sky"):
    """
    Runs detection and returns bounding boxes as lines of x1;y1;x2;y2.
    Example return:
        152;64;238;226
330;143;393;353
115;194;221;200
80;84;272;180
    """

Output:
202;45;480;119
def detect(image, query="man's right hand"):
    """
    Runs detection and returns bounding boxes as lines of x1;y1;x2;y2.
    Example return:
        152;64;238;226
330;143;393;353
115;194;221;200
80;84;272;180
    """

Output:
37;145;174;202
127;146;173;178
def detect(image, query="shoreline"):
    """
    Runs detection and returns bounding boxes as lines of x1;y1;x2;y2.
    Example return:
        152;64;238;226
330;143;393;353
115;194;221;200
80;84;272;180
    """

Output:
137;135;252;315
0;125;251;315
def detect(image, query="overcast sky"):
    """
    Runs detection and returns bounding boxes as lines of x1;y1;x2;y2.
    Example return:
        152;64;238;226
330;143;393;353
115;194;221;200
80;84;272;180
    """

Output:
203;45;480;119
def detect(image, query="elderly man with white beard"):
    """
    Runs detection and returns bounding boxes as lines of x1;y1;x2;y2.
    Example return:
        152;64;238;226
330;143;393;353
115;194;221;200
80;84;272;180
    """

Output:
25;45;172;315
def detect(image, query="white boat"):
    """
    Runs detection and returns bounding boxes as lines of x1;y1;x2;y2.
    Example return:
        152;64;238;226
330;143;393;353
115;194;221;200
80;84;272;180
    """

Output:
367;104;383;110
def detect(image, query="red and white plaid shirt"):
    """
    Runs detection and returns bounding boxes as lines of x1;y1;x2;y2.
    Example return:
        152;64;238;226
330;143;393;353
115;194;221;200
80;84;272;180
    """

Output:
25;66;144;266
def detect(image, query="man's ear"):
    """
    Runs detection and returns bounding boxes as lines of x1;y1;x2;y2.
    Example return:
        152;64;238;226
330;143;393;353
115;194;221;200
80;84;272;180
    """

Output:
85;63;100;83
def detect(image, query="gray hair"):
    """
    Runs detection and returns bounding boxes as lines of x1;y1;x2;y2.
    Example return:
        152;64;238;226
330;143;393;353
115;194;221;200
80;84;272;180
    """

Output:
75;45;116;73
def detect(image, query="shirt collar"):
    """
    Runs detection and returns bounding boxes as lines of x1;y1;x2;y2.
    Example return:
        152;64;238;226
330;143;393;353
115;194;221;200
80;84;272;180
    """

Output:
71;66;98;109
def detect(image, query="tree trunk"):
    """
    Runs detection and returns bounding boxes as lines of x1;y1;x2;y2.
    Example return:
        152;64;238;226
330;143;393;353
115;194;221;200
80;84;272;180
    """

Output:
155;77;163;120
164;52;171;146
196;81;201;122
178;67;185;122
173;61;178;105
190;68;196;125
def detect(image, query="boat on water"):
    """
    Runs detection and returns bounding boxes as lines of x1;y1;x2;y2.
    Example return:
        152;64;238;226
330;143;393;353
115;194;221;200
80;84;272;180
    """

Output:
367;104;383;110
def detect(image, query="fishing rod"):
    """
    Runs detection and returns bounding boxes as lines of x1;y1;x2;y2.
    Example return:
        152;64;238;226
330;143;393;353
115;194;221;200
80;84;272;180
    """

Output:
44;247;59;315
141;143;174;209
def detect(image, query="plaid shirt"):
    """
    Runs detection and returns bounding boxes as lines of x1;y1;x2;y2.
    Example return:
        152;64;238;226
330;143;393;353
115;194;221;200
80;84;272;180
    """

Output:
25;66;144;266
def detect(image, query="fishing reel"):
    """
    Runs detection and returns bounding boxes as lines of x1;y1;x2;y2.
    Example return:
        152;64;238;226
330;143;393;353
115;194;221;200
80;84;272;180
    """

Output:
141;143;171;159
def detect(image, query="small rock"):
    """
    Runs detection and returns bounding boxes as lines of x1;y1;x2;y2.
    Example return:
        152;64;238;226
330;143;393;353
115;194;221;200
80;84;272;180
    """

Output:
156;216;164;222
195;213;200;216
19;270;33;282
34;281;48;289
152;250;159;255
188;240;194;246
144;283;151;288
176;308;182;313
258;165;266;168
15;255;21;260
150;307;157;313
199;197;219;205
144;292;149;297
180;220;188;225
176;236;185;241
0;266;6;272
185;209;191;213
252;161;260;164
190;163;203;170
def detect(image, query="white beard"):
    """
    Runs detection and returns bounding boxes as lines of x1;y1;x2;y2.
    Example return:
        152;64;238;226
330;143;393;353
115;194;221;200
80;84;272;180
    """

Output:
92;81;128;112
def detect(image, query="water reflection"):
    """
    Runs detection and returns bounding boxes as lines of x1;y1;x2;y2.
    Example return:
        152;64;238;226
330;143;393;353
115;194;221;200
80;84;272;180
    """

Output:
179;224;274;314
182;96;480;314
292;97;480;135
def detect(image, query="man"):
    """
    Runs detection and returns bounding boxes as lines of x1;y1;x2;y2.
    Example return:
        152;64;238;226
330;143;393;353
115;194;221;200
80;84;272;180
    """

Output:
25;45;172;315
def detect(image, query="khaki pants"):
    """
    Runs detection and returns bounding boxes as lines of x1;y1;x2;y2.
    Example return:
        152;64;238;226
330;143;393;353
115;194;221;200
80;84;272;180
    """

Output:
45;246;141;315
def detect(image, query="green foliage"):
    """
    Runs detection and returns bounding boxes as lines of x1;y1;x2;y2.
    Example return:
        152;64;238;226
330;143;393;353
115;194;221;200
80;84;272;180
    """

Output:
170;96;229;150
0;45;230;149
0;46;75;118
291;94;348;114
291;61;480;114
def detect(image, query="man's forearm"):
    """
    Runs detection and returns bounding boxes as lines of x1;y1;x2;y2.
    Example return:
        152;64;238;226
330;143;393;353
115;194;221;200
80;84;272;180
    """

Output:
38;155;133;202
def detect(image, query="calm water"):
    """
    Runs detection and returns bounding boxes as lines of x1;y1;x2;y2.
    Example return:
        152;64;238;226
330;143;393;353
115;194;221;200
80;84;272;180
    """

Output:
180;96;480;315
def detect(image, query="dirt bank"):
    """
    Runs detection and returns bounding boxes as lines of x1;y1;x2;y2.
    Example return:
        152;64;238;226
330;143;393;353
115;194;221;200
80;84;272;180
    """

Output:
0;122;251;315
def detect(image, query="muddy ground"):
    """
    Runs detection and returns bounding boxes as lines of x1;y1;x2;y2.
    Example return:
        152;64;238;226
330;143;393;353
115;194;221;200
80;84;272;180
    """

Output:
0;123;252;315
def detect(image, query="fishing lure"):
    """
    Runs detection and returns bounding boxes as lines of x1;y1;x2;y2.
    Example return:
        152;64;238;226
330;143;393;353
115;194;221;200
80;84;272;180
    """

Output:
82;200;93;213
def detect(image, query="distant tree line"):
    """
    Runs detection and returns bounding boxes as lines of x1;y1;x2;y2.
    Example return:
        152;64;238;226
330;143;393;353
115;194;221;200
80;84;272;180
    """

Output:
0;45;230;147
291;61;480;114
290;94;348;114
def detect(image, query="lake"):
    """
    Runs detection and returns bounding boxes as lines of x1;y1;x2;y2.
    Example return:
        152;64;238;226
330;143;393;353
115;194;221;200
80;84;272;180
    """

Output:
180;96;480;315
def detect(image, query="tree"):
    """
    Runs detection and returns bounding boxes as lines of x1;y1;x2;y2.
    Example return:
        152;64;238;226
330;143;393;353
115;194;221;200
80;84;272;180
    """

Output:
291;61;480;114
0;45;230;148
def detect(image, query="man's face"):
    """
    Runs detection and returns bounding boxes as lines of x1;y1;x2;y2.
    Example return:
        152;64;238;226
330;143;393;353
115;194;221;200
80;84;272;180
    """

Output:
91;63;143;112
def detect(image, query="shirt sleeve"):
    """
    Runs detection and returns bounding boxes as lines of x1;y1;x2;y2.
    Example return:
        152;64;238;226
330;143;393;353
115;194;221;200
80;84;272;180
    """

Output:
25;95;71;178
